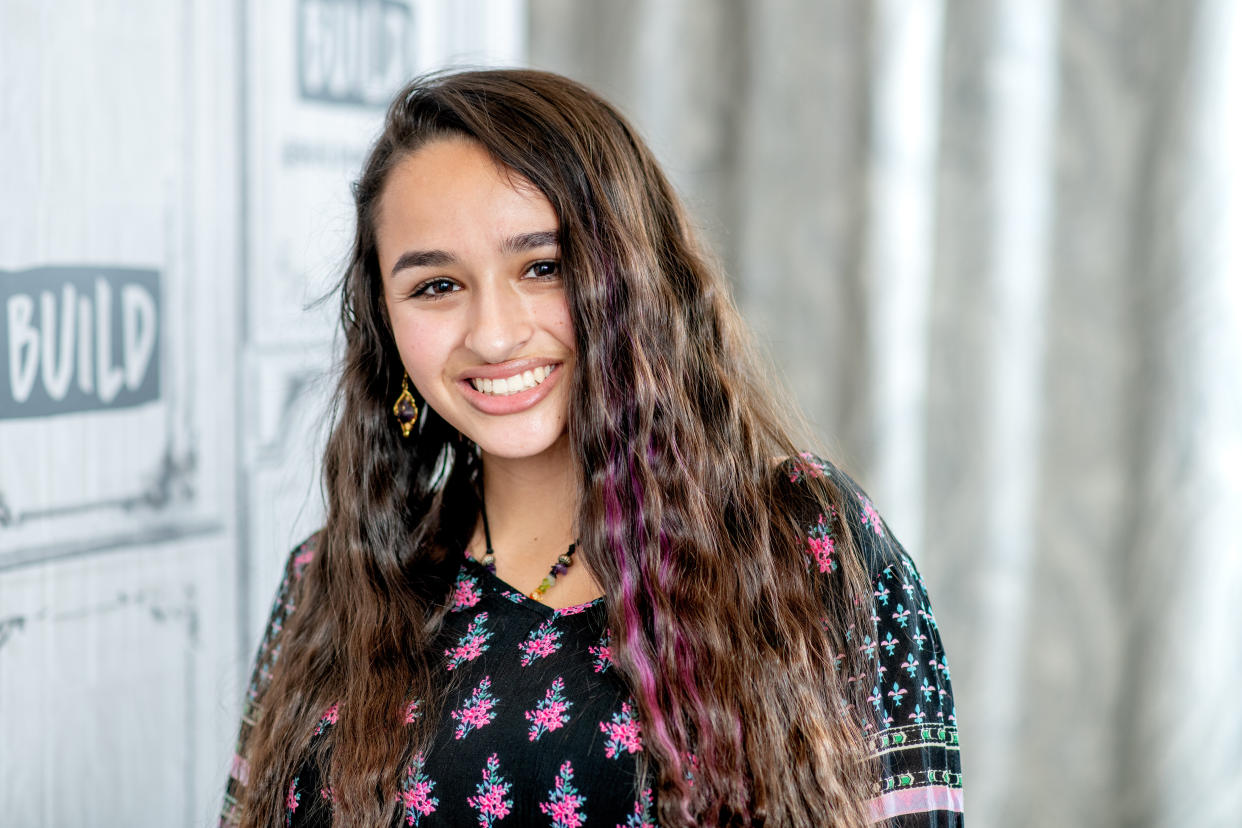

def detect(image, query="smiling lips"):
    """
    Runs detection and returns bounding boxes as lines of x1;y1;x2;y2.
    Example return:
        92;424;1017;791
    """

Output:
458;362;564;415
470;364;556;396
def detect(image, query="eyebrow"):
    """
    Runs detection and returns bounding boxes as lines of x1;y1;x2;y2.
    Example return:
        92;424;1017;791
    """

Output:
389;230;560;278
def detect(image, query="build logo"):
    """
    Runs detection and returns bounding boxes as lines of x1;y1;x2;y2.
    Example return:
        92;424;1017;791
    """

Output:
1;266;160;419
298;0;415;107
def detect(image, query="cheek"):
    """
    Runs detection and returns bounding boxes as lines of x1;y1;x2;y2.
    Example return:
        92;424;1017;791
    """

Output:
390;315;452;385
544;297;576;352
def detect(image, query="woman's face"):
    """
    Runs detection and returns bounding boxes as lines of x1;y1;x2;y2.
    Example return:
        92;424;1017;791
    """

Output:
375;137;574;460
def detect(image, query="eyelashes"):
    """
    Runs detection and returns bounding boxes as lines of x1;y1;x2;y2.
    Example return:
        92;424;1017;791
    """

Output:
408;260;561;300
526;260;560;280
410;277;458;298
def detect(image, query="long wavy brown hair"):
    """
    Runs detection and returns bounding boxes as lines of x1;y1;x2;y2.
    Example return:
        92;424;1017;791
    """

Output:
238;68;880;827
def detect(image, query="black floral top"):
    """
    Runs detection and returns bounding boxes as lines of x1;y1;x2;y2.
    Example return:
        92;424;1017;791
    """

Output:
220;457;963;826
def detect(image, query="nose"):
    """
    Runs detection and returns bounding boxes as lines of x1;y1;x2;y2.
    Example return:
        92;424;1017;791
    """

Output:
463;279;534;363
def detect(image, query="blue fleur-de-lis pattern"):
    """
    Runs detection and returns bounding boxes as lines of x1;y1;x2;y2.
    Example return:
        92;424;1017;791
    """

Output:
221;455;962;826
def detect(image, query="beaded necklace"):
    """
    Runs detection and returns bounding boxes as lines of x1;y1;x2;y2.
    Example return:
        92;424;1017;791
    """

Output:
479;495;577;602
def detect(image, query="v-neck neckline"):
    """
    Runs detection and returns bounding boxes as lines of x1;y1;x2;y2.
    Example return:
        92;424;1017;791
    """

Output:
460;552;605;619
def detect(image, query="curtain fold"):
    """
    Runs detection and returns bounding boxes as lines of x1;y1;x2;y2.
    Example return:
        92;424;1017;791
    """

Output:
529;0;1242;824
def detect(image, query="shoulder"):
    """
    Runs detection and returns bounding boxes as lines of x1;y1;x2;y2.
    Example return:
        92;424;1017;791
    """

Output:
776;452;910;581
223;531;325;823
267;532;321;618
285;532;320;585
244;532;322;704
780;454;946;664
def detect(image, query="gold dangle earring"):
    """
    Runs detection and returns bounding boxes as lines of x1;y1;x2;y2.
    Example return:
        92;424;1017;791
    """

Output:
392;373;419;437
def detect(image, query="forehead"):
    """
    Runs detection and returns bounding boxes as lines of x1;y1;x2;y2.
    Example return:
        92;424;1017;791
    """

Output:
375;138;557;251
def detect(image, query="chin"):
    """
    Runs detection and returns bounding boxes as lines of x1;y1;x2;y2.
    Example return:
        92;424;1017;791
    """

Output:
473;428;570;461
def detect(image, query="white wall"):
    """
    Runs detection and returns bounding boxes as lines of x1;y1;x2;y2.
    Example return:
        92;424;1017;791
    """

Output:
0;2;524;825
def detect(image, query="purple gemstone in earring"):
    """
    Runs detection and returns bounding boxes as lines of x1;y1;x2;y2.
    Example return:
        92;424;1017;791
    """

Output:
392;374;419;438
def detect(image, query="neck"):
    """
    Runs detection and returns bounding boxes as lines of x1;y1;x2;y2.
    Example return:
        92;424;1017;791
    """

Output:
477;434;578;555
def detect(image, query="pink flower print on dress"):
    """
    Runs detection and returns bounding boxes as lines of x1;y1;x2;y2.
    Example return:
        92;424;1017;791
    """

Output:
292;545;316;575
466;753;513;828
539;760;587;828
450;573;483;612
285;777;301;826
451;675;499;739
518;618;563;666
787;451;829;483
805;509;837;573
405;698;422;724
399;751;439;826
599;701;643;758
445;611;493;670
619;787;656;828
553;600;592;618
524;676;574;741
312;702;339;736
588;628;613;673
858;493;884;536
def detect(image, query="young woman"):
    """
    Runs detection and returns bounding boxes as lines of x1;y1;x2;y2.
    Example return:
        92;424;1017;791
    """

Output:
220;69;962;828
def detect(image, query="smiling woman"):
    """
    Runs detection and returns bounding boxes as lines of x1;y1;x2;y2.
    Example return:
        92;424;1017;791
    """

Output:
220;69;963;828
377;138;576;462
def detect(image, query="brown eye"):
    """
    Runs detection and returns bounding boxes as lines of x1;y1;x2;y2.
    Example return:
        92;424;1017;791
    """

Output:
526;260;560;280
412;278;459;298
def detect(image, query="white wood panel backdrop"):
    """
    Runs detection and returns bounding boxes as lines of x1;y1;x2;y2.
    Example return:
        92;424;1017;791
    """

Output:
0;1;524;825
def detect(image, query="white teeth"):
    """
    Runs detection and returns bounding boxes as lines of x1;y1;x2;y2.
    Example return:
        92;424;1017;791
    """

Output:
470;364;556;396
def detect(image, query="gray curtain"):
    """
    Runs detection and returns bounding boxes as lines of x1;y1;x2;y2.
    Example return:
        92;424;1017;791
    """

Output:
529;1;1242;825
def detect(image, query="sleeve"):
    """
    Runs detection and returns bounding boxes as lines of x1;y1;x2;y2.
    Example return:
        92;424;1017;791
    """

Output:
788;454;964;825
219;534;319;827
